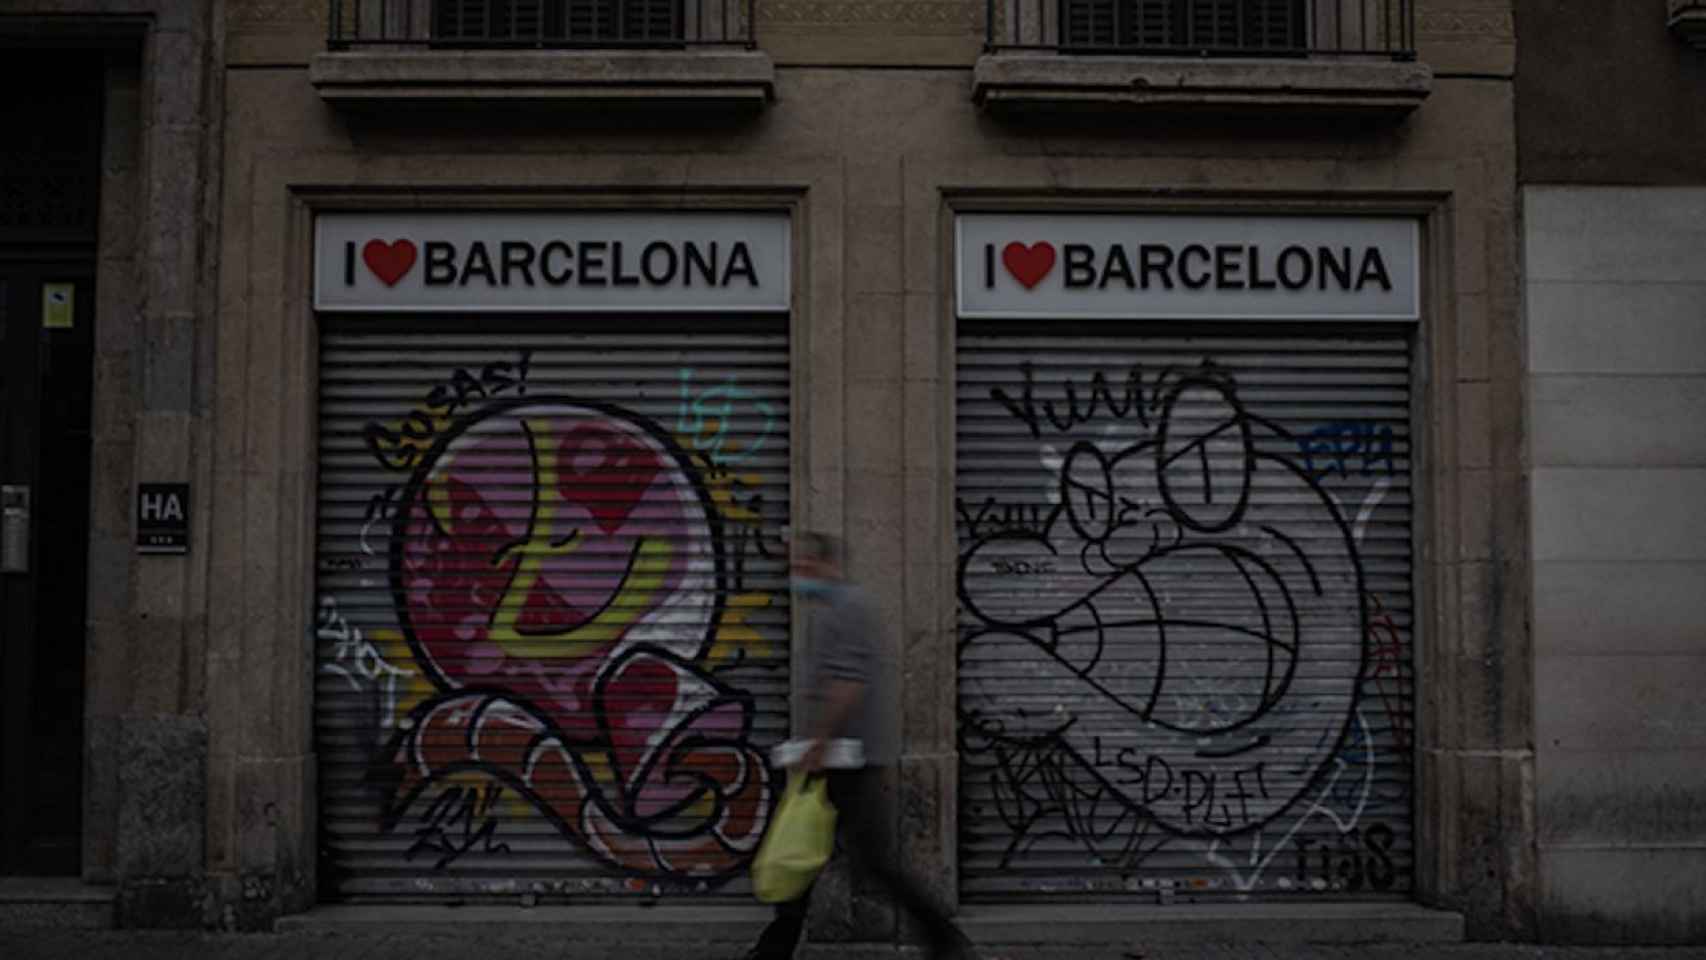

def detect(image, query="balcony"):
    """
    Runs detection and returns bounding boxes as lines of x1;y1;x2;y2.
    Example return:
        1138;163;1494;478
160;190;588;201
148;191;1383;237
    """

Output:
310;0;774;112
973;0;1431;122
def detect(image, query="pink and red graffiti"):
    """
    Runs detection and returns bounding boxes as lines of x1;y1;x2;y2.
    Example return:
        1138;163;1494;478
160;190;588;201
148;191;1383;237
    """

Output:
384;402;772;881
1365;593;1412;756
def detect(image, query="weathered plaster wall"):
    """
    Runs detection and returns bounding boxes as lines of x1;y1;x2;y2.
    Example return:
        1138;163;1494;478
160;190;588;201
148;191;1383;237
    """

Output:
1524;186;1706;944
1515;1;1706;185
1516;2;1706;944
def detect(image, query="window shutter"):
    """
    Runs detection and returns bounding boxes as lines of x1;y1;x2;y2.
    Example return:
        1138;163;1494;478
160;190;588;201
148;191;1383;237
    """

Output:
521;0;550;38
434;0;545;41
1061;0;1303;50
1062;0;1119;47
1186;0;1238;47
1228;0;1303;49
563;0;612;40
561;0;680;42
1131;0;1175;47
1253;0;1304;49
435;0;682;43
1191;0;1304;49
626;0;680;41
434;0;485;40
501;0;546;40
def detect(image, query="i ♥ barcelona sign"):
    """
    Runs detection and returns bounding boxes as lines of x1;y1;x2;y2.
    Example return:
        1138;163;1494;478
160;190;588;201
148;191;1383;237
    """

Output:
314;211;791;313
956;213;1419;321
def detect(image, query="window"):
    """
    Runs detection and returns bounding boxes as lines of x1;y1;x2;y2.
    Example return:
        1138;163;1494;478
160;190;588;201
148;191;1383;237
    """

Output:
315;0;772;110
1062;0;1306;52
432;0;684;45
974;0;1425;117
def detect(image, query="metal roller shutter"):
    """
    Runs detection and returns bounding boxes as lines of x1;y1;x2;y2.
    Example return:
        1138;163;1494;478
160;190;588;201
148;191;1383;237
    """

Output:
314;320;790;902
956;323;1415;901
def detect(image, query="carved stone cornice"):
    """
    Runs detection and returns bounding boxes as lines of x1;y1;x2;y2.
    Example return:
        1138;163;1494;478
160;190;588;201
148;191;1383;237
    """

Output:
973;54;1432;122
309;49;775;112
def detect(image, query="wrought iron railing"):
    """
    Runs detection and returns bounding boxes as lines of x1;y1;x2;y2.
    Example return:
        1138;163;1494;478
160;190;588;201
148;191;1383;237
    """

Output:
328;0;755;49
986;0;1415;58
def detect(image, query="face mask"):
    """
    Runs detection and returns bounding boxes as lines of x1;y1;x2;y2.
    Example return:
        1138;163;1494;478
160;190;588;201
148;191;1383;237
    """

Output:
792;576;834;598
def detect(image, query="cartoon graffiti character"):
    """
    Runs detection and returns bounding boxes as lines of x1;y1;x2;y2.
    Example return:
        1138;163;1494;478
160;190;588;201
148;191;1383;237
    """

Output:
958;364;1369;840
382;400;772;881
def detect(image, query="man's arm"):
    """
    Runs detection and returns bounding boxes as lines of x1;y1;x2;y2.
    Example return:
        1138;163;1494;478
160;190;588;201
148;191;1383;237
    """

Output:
800;678;865;773
806;678;865;750
800;596;874;771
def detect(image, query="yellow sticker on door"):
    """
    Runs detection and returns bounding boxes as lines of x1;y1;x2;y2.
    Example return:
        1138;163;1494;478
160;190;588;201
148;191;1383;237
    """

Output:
42;283;73;329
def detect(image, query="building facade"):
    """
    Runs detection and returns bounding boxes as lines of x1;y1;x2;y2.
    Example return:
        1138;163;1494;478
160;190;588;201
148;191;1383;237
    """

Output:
0;0;226;927
1517;1;1706;944
14;0;1684;946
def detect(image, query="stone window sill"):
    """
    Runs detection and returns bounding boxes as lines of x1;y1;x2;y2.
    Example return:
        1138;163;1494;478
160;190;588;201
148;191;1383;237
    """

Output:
1672;1;1706;50
308;49;774;112
972;54;1432;122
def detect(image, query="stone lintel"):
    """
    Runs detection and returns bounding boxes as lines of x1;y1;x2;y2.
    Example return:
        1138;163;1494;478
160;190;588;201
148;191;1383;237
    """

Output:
308;49;774;111
973;53;1432;122
1671;1;1706;50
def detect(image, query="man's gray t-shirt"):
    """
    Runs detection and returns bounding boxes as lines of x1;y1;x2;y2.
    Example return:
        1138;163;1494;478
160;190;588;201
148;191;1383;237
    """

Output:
805;583;899;766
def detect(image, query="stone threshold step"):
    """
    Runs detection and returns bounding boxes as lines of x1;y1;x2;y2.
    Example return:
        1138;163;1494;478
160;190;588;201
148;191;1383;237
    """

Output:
280;903;774;940
0;877;116;929
281;901;1461;944
958;902;1464;943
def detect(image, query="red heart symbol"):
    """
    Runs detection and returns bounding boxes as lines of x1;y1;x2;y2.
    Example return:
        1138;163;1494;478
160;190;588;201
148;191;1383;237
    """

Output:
363;238;417;287
1002;241;1056;290
558;424;663;535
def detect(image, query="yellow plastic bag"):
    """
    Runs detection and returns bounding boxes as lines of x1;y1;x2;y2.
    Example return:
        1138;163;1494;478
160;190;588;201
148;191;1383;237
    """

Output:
751;775;837;903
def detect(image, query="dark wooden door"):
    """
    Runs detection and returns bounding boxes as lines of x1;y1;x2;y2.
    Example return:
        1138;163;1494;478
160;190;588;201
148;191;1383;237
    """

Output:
0;265;96;875
0;49;103;876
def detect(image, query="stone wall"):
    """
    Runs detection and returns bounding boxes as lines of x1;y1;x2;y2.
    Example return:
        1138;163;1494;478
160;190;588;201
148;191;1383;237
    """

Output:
1517;3;1706;943
1524;186;1706;943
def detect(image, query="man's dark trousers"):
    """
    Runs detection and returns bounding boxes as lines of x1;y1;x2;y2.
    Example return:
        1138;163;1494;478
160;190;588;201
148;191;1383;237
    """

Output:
750;767;964;959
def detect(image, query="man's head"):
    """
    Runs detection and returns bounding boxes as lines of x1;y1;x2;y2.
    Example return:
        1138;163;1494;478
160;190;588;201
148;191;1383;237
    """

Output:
791;530;843;584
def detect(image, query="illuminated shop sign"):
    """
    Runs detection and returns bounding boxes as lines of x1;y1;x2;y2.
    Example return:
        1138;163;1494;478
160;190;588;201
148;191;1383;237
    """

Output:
956;213;1419;321
314;211;791;313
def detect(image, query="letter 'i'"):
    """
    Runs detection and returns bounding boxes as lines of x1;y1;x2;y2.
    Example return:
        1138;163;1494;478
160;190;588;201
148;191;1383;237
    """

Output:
345;241;355;285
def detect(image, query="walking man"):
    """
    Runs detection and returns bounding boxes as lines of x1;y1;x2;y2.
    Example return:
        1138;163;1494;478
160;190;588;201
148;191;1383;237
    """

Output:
745;532;973;960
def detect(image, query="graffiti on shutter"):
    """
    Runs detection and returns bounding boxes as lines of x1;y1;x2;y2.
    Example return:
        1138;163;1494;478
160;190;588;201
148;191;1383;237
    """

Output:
956;329;1413;900
315;327;789;900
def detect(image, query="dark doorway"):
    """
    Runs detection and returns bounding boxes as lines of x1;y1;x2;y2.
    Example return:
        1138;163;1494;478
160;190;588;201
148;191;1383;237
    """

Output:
0;50;103;876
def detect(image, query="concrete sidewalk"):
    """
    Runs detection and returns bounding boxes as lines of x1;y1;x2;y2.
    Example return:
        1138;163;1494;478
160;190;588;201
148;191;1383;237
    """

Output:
3;931;1706;960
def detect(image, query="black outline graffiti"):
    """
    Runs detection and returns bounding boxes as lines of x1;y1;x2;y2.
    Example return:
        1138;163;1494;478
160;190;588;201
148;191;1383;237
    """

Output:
990;361;1157;440
963;730;1167;872
406;781;513;870
957;361;1372;856
364;352;532;472
1293;823;1398;893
